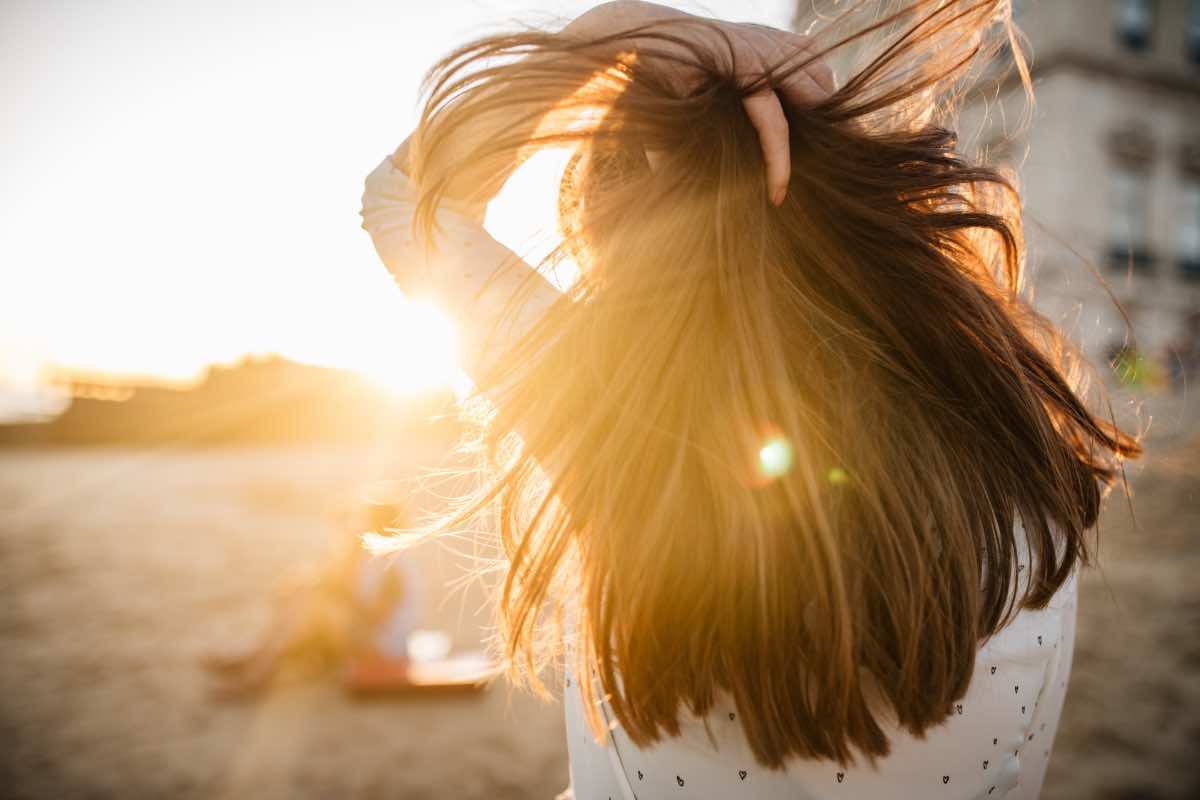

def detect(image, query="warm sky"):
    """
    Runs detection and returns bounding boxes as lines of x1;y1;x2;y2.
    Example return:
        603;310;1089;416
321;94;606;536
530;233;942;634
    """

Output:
0;0;796;418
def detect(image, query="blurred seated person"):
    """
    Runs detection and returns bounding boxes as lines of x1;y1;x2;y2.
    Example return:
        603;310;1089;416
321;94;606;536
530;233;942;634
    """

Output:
202;497;421;698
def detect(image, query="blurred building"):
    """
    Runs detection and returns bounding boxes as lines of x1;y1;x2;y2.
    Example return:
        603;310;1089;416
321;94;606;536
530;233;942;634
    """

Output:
979;0;1200;388
801;0;1200;388
990;0;1200;388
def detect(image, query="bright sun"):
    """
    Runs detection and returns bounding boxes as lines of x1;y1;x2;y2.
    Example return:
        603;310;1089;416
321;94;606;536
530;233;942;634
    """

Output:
344;146;577;397
344;298;462;395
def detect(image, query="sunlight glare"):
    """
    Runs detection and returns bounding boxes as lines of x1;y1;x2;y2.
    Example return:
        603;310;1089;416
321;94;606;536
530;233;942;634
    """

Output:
352;299;460;395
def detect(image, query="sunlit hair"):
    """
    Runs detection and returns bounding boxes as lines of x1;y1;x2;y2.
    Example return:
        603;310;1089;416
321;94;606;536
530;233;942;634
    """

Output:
397;0;1141;769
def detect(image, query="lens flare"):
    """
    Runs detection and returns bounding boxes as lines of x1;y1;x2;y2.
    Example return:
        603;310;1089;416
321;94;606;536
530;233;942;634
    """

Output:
827;466;850;485
758;435;794;480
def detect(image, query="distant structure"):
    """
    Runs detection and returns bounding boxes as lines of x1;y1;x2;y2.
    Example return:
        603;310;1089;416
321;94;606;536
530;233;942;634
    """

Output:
799;0;1200;388
0;356;460;447
995;0;1199;388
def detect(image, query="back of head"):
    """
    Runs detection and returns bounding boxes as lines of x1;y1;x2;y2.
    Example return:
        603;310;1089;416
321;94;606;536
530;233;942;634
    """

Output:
407;0;1140;768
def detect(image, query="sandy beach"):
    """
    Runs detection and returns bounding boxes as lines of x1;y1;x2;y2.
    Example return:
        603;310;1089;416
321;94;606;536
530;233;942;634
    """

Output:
0;396;1196;799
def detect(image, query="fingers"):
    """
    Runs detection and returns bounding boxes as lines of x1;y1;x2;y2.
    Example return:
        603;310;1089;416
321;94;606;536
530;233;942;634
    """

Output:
741;89;791;206
777;58;834;109
789;34;836;95
769;33;835;108
734;27;834;204
776;71;827;111
809;60;836;95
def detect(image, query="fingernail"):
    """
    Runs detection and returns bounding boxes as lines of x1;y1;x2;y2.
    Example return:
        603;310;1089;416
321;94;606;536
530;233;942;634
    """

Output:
771;188;786;206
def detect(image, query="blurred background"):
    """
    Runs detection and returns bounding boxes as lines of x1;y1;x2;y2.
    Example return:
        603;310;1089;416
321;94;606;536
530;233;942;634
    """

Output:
0;1;1196;798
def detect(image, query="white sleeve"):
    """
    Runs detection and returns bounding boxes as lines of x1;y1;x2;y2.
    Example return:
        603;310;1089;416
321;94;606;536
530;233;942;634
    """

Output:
359;153;562;384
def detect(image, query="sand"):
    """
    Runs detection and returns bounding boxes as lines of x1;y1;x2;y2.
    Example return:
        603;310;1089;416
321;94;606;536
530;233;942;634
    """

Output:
0;395;1196;799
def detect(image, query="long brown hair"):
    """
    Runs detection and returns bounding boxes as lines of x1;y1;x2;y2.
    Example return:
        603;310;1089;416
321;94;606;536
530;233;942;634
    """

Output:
396;0;1140;769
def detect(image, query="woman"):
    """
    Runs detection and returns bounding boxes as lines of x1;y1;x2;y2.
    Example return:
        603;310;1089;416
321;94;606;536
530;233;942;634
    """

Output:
360;1;1139;796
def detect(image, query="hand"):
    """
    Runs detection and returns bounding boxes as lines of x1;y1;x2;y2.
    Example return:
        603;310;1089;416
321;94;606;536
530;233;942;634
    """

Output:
567;2;836;205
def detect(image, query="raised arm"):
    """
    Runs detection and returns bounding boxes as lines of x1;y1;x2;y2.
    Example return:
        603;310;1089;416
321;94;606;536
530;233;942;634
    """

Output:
359;150;561;385
359;22;588;386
